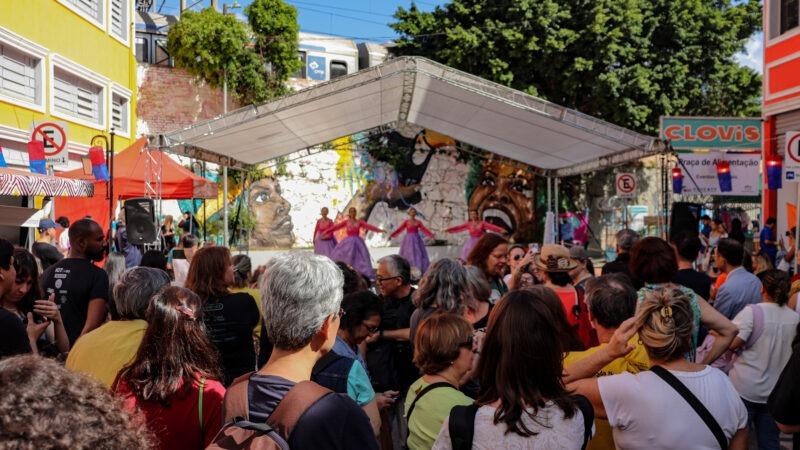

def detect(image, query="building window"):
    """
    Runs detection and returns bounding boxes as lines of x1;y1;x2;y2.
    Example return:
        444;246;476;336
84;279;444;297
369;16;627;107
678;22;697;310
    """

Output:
110;0;129;44
135;36;149;63
154;38;172;67
58;0;105;29
781;0;800;34
52;66;105;128
330;60;348;80
0;43;43;109
110;88;130;136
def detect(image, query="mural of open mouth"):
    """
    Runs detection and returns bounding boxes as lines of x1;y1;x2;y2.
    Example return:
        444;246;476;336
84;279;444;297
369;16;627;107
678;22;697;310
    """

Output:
482;207;516;234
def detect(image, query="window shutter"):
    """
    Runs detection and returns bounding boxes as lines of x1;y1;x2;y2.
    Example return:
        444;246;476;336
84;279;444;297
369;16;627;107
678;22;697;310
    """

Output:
112;94;127;132
73;0;102;23
53;69;103;125
110;0;127;40
0;44;39;104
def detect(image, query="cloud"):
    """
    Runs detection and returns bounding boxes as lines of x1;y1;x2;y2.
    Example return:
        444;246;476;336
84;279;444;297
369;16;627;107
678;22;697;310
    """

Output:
735;32;763;74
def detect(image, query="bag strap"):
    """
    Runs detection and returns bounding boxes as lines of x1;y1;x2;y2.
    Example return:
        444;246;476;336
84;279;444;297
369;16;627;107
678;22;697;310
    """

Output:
448;403;479;450
744;304;764;349
574;395;594;450
222;371;256;422
311;350;346;376
406;382;454;423
267;380;331;441
650;366;728;450
198;377;206;439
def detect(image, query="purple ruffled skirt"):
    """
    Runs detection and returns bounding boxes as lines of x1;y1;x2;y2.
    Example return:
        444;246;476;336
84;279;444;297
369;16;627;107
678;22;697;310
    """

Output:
314;236;337;259
330;235;375;279
460;235;481;261
399;231;430;275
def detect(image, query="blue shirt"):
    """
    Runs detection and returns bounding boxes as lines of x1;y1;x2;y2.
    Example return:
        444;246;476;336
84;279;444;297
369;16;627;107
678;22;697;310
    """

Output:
760;227;777;258
715;266;762;320
332;336;375;406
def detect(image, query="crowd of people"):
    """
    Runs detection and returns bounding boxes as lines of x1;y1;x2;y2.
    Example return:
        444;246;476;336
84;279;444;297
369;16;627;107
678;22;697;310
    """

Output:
1;214;800;450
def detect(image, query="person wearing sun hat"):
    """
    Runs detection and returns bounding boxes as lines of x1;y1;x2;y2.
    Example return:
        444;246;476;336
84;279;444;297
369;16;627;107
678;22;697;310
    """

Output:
537;244;596;347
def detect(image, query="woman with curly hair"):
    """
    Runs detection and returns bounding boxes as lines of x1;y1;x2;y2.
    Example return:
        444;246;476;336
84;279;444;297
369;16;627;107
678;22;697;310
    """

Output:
466;233;509;304
115;286;225;449
0;355;152;449
409;258;471;345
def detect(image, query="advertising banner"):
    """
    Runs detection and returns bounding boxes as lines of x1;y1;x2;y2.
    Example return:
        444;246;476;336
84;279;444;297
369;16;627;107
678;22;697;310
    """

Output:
660;117;762;150
677;152;760;196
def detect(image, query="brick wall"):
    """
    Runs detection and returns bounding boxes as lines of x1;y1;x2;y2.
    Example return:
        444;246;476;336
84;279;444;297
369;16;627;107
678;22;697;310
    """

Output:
136;65;238;136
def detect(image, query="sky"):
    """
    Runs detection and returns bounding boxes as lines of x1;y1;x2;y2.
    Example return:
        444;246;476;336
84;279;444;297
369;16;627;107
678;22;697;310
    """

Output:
151;0;763;72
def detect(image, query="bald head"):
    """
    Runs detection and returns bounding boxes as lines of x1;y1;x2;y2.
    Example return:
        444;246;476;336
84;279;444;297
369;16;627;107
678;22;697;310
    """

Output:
69;219;106;261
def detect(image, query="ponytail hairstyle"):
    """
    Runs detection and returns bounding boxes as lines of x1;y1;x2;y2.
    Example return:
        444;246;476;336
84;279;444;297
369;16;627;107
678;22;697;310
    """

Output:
119;286;222;403
635;287;694;362
231;254;252;289
758;269;790;306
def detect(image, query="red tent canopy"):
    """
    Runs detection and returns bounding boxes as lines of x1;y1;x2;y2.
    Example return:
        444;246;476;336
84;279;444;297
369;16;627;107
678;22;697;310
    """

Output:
55;137;217;232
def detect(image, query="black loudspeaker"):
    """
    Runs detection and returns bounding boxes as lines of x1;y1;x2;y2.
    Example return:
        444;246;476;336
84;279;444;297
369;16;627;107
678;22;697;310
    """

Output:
124;198;157;244
669;202;702;242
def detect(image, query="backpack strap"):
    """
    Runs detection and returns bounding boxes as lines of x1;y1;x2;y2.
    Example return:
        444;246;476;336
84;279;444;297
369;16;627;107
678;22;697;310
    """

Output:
650;366;728;450
311;350;346;376
222;371;256;422
405;382;454;423
266;380;332;441
448;403;479;450
744;304;765;349
574;395;594;450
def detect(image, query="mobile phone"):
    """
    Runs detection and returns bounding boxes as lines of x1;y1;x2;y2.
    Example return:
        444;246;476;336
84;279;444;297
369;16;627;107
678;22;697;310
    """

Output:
530;243;540;254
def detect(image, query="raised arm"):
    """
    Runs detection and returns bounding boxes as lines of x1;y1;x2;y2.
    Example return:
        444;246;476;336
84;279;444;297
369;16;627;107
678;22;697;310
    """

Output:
481;221;506;234
445;222;470;233
389;220;408;239
359;220;384;234
418;222;434;239
327;220;348;234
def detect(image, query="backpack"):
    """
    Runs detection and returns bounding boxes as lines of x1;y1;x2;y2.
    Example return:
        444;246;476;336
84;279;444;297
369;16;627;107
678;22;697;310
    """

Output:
695;303;765;373
448;395;595;450
206;373;332;450
310;351;355;394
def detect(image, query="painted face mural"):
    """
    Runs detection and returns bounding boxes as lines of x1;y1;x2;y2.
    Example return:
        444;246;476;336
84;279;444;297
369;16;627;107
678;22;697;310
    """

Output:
248;177;295;248
468;160;536;242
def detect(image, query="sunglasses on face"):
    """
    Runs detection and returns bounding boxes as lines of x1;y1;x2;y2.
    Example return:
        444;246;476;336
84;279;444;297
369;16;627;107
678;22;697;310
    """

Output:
376;276;400;283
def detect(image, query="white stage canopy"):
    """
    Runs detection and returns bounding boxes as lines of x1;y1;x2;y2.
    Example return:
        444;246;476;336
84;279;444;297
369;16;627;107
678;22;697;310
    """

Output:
161;57;664;176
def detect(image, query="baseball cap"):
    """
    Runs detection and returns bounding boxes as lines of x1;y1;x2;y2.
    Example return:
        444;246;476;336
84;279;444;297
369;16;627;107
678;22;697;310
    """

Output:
38;219;62;231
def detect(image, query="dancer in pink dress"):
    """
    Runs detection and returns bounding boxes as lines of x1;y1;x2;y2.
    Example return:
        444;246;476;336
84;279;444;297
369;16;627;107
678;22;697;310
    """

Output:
328;207;385;279
313;207;337;258
389;208;434;275
446;210;506;261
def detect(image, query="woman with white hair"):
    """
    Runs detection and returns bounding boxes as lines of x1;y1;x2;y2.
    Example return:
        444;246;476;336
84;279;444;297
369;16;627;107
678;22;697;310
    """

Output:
408;258;471;345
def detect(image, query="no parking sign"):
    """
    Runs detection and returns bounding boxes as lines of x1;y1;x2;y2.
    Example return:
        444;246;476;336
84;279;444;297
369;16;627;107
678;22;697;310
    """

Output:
29;121;68;165
616;173;637;198
786;132;800;182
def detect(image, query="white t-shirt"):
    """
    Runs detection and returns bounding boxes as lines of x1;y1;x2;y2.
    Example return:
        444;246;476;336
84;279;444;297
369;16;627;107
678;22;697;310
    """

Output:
58;228;70;251
730;303;799;403
598;367;747;450
432;403;588;450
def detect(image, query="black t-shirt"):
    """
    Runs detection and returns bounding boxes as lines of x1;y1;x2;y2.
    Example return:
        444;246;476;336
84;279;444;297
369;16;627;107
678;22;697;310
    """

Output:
202;291;259;386
32;242;63;271
769;342;800;450
247;374;378;450
41;258;109;345
367;289;418;393
0;308;31;357
673;268;712;300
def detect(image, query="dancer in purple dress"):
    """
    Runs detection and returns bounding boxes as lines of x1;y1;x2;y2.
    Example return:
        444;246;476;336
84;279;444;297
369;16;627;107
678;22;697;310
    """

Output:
328;207;385;279
446;210;506;261
390;207;434;275
313;207;337;258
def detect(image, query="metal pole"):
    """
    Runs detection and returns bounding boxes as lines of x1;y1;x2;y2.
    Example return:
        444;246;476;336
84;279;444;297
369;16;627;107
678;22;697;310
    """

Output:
554;177;560;242
795;182;800;274
109;131;115;250
546;177;552;212
222;70;229;247
202;161;207;241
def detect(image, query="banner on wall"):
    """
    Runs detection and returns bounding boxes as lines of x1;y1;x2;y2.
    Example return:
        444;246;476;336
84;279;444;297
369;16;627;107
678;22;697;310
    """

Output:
660;117;762;150
677;152;760;196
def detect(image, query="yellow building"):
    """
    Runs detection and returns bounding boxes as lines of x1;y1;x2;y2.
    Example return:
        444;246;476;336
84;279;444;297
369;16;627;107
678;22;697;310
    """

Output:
0;0;136;170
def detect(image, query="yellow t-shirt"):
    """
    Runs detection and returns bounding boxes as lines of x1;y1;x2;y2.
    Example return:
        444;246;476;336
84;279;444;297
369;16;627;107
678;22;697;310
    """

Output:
404;377;473;450
230;287;263;340
564;337;650;450
65;320;147;387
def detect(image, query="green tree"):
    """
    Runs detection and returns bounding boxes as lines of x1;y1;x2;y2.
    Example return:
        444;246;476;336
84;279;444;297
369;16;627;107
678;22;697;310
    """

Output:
167;1;301;104
391;0;761;134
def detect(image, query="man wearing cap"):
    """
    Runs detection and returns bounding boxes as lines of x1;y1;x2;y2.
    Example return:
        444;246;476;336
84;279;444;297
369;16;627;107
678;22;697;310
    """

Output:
32;219;64;271
569;246;595;292
601;229;639;287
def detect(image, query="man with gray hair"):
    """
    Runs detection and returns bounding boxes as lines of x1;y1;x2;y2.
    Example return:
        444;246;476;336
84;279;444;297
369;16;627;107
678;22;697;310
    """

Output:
601;228;640;286
224;253;378;449
65;266;170;387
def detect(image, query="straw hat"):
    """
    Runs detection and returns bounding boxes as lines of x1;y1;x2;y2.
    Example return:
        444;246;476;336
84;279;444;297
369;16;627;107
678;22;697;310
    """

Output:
535;244;578;272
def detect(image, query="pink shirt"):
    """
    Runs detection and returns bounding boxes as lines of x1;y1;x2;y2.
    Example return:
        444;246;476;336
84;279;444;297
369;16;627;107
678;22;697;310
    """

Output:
328;219;383;237
390;219;434;239
314;218;335;240
446;220;505;237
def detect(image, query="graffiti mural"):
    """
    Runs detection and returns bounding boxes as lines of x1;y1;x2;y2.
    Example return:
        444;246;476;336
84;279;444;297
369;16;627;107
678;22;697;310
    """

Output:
246;130;538;249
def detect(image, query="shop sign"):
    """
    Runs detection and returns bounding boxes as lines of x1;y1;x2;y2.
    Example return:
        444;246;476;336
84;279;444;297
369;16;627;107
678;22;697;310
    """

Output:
677;152;760;196
660;117;761;150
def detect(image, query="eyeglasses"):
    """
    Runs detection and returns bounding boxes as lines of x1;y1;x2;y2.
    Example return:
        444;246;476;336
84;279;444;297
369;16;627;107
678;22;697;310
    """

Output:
336;307;346;319
365;325;380;334
512;254;524;261
376;275;401;283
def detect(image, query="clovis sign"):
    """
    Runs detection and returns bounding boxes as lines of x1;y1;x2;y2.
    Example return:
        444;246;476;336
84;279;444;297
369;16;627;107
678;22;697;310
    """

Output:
660;117;762;150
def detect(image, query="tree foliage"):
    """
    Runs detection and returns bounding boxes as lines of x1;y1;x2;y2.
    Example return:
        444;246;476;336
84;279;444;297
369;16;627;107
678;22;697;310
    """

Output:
167;1;300;105
391;0;761;134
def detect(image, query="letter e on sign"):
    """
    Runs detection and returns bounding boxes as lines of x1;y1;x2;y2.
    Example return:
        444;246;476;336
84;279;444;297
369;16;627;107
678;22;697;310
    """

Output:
616;173;636;198
786;132;800;173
